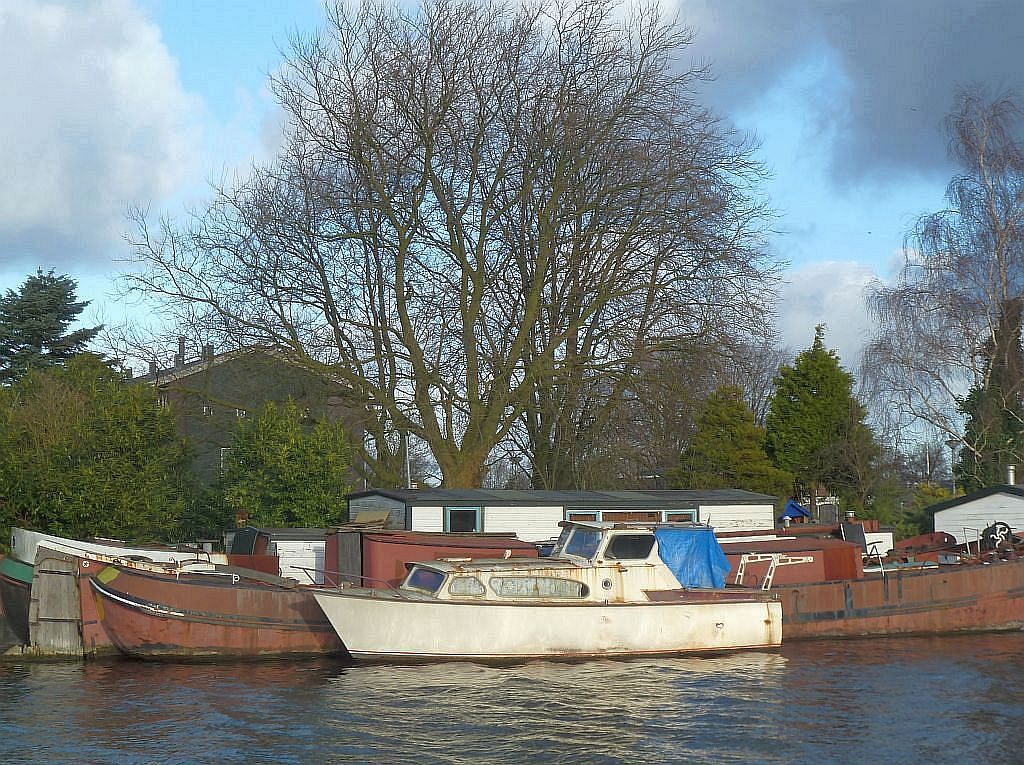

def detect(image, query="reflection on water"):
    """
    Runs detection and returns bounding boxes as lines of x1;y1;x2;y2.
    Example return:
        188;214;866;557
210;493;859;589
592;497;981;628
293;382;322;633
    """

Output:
1;634;1024;764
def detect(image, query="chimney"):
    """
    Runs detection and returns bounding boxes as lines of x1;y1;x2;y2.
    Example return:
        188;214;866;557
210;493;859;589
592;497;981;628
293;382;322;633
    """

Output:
1008;464;1017;486
148;361;157;377
203;344;214;362
174;336;186;369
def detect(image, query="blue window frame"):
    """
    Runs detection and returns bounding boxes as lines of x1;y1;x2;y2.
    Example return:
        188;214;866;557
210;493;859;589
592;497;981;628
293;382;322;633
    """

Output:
444;506;482;533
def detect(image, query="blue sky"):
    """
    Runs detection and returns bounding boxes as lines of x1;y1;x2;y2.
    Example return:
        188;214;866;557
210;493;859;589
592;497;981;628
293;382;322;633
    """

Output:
0;0;1017;370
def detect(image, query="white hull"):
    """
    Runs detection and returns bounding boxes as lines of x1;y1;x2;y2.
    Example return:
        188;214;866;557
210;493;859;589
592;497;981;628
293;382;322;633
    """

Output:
10;528;226;567
313;591;782;660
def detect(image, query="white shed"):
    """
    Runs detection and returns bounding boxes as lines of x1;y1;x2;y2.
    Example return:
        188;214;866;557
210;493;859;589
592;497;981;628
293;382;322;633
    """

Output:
929;485;1024;545
346;489;778;543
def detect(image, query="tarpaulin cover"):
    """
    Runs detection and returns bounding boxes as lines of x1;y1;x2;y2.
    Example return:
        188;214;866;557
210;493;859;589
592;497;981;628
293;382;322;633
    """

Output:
654;526;730;589
779;498;812;520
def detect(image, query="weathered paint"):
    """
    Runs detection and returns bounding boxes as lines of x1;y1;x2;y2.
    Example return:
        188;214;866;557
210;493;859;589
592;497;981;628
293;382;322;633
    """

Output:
0;555;32;648
778;556;1024;638
314;591;782;661
315;522;782;661
28;551;82;656
83;559;344;659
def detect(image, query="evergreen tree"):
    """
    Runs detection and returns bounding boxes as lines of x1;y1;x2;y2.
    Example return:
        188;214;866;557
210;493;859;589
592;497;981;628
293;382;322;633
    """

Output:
0;269;102;382
219;400;353;528
765;326;876;509
670;385;793;499
0;354;194;543
956;296;1024;492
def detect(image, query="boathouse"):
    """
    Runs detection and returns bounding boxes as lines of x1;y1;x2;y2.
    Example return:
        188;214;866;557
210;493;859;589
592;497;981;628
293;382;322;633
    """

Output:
345;489;778;543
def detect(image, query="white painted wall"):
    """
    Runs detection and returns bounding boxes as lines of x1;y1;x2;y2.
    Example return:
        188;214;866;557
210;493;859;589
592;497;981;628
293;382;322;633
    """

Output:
271;540;326;584
483;505;564;542
933;493;1024;544
700;504;775;533
411;505;444;533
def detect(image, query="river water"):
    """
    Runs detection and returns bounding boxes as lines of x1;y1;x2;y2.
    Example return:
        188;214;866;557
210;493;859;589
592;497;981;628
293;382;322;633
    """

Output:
2;633;1023;764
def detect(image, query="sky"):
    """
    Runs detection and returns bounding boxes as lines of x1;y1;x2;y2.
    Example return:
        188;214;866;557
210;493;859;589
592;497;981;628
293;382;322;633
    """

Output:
0;0;1020;372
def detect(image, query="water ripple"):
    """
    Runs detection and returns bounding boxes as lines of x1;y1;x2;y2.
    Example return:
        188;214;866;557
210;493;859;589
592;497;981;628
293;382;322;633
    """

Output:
2;634;1024;764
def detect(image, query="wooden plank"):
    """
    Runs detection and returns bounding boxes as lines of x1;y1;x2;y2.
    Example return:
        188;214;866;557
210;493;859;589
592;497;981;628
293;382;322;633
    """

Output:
28;548;83;656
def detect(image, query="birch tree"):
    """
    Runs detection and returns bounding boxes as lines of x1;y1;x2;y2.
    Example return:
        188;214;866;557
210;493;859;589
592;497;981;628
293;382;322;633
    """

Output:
865;94;1024;484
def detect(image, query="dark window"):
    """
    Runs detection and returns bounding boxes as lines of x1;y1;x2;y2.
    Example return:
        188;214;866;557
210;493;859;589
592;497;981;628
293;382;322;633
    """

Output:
604;534;656;560
404;566;446;594
445;507;481;533
564;528;602;559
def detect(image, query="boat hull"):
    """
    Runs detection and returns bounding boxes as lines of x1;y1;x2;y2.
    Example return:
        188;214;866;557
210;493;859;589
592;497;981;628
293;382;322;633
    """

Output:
0;555;32;649
83;559;344;659
313;590;782;661
778;557;1024;638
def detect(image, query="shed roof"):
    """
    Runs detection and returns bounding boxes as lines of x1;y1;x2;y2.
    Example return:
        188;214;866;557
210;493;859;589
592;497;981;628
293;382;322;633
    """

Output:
346;488;776;508
924;485;1024;516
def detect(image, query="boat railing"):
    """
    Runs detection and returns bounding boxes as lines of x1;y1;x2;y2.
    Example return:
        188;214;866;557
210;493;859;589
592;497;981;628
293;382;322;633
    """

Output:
734;553;814;590
293;567;402;593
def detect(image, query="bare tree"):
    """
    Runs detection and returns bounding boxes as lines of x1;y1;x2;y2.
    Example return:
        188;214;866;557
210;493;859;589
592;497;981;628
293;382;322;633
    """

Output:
123;0;778;487
865;93;1024;472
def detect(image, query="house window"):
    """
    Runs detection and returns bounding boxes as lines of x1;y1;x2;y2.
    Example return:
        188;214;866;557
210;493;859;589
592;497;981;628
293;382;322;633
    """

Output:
664;510;697;523
444;506;482;533
203;404;213;416
220;447;233;473
235;408;247;418
158;394;168;408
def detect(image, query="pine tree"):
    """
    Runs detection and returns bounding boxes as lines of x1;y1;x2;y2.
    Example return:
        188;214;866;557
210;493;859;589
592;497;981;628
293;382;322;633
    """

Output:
765;325;876;509
670;385;793;499
0;269;102;382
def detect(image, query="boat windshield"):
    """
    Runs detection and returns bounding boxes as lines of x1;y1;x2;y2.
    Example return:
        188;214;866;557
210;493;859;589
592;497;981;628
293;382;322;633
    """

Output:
403;566;447;594
562;527;602;560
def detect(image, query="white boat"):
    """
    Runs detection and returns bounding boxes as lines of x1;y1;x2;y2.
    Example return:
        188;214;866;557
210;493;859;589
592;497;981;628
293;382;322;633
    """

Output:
313;521;782;661
9;528;227;567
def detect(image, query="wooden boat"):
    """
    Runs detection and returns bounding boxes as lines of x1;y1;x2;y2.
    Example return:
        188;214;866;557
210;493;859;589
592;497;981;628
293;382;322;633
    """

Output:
313;521;782;662
82;557;343;659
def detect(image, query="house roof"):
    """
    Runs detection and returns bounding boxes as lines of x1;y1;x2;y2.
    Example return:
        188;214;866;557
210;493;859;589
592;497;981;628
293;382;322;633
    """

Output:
346;488;777;508
924;484;1024;516
140;346;297;386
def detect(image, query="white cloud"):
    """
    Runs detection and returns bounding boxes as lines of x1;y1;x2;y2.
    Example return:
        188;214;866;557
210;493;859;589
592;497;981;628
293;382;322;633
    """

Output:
0;0;200;269
777;260;880;371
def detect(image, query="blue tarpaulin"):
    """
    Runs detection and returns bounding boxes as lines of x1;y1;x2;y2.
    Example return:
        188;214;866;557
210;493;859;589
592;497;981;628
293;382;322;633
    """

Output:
654;526;730;589
779;499;812;520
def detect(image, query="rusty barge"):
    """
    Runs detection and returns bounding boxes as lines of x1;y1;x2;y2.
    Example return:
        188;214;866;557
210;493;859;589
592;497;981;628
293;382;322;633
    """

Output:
721;521;1024;639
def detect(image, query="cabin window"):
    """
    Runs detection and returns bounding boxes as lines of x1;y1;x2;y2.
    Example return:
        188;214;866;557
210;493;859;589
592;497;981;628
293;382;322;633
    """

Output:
563;528;602;559
489;576;588;599
604;534;656;560
445;506;482;533
404;566;446;594
448;576;486;597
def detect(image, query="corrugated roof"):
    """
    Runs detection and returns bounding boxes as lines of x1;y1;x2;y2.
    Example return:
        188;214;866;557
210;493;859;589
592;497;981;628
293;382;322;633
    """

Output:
346;488;776;508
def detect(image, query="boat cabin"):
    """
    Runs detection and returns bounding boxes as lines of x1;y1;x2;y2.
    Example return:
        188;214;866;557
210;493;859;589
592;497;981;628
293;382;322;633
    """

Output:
396;521;731;604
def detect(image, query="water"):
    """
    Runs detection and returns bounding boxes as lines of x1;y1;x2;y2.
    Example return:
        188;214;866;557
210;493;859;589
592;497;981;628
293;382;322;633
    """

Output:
3;633;1024;764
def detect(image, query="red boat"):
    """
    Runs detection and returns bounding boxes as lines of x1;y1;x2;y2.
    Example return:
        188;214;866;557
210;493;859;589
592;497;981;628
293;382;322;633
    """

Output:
83;559;342;659
722;521;1024;639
